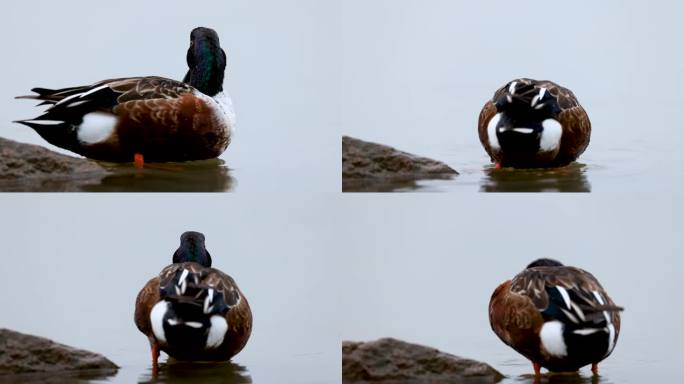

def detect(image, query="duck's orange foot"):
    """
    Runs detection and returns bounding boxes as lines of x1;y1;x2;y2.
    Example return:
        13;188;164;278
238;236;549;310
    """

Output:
151;341;159;377
495;162;502;170
134;153;145;169
533;362;541;376
591;363;598;375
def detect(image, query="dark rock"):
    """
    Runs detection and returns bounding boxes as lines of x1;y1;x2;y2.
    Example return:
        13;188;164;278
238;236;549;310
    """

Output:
342;338;503;384
0;137;107;191
0;137;235;192
342;136;457;191
0;329;118;377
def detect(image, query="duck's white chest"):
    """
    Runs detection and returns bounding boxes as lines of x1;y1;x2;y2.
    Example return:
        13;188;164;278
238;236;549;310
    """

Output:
209;91;236;135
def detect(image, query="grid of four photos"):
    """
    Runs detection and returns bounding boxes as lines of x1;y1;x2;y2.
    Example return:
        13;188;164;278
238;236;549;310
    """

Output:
1;1;682;383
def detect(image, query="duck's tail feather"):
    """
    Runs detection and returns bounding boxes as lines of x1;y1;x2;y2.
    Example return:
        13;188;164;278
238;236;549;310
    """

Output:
14;83;123;152
16;86;93;102
13;118;78;151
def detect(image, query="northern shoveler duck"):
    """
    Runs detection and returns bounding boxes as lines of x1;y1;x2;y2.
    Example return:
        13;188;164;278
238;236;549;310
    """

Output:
489;258;622;375
478;79;591;168
134;232;251;372
15;27;235;167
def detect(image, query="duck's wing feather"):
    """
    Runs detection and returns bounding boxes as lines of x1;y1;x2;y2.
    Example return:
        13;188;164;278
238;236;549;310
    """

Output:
489;280;545;356
530;79;581;111
157;262;242;315
17;77;196;124
478;100;498;160
20;77;194;104
134;276;162;337
111;77;195;103
490;78;581;111
557;105;591;161
511;267;622;327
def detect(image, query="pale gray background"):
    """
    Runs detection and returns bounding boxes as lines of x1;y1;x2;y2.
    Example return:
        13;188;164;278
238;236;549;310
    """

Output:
1;0;340;193
341;0;684;192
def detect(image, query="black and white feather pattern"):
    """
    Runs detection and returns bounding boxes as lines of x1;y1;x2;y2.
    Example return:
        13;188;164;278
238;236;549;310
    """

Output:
158;262;241;317
511;266;622;360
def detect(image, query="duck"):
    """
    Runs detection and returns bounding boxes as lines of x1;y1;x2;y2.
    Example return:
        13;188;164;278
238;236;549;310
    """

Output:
134;231;252;371
478;79;591;168
15;27;235;167
489;258;622;375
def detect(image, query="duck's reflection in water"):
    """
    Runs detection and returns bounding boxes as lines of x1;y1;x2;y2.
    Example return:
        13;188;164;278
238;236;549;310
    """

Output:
0;368;118;383
480;163;591;192
517;371;602;384
343;174;455;192
138;361;251;384
83;159;235;192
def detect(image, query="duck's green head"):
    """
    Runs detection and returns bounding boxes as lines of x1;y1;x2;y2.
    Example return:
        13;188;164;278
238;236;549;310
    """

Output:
173;231;212;267
183;27;226;97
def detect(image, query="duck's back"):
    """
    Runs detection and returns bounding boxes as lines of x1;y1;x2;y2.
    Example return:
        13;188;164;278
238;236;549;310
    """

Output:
135;262;252;361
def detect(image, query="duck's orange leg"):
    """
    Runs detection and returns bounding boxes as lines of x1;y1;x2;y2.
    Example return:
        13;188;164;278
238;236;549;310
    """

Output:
134;153;145;169
591;363;598;375
151;341;159;376
533;362;542;376
495;162;502;170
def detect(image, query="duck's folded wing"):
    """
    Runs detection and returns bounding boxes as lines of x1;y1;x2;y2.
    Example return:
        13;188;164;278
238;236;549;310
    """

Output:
111;77;195;103
511;267;622;326
18;77;196;122
134;276;162;336
528;80;579;109
157;263;242;315
478;100;498;158
557;105;591;156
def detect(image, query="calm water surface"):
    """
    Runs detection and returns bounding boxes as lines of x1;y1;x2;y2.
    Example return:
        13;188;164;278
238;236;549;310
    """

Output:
83;161;236;193
345;139;664;193
366;145;650;193
0;160;235;193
